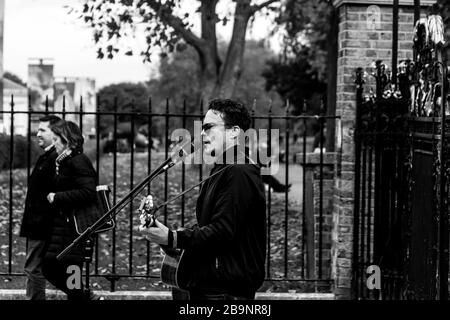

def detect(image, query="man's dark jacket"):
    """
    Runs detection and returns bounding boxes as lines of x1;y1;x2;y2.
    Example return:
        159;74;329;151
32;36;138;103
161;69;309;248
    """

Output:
176;146;267;298
20;146;57;240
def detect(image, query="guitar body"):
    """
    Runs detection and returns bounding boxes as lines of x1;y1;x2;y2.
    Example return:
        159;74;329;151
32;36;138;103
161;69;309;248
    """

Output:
160;247;189;291
138;196;191;291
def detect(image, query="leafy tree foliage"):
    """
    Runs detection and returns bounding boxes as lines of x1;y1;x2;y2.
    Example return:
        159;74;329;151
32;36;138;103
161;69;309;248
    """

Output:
233;40;284;115
150;40;284;123
263;48;326;115
97;82;151;135
148;45;201;116
263;0;334;112
263;0;335;145
274;0;334;80
71;0;281;100
97;39;284;139
150;39;283;111
98;82;150;115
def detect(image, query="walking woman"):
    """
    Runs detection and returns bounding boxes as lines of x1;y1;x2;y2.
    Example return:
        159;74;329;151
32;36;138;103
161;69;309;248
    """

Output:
42;120;98;300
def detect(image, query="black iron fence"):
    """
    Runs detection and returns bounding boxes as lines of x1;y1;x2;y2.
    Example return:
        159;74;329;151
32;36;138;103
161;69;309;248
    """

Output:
0;97;338;292
353;49;449;299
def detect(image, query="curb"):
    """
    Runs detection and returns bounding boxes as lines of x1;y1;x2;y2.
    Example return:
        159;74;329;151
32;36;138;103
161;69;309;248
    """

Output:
0;289;335;300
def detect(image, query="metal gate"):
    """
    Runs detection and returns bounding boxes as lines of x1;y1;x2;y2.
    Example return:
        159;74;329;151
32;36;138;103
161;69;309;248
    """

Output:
352;22;449;299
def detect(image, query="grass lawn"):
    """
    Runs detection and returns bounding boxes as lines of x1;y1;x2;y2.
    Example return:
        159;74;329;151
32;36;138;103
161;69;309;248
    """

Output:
0;152;321;293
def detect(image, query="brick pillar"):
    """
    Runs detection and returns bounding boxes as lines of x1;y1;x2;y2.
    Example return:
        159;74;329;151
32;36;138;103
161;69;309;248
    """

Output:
331;0;434;299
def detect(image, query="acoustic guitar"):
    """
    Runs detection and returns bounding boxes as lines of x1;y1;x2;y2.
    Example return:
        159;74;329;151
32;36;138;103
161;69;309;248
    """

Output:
138;195;190;290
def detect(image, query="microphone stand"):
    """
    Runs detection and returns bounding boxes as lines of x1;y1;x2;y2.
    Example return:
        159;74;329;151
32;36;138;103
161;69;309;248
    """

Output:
59;143;251;299
83;235;94;300
57;152;181;300
57;155;176;261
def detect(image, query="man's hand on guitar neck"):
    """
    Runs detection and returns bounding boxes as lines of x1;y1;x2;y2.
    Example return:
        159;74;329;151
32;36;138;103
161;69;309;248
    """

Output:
139;219;173;247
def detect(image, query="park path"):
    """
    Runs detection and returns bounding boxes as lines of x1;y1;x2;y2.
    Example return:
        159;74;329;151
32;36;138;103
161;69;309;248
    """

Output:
271;163;304;206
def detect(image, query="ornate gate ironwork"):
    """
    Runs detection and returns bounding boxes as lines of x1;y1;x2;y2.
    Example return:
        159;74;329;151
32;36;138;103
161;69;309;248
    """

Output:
352;16;449;300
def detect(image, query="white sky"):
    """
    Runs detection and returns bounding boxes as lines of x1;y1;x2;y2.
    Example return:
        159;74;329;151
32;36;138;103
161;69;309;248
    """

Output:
3;0;281;91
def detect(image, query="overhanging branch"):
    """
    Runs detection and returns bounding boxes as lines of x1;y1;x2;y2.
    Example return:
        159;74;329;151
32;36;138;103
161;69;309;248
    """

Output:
144;0;205;51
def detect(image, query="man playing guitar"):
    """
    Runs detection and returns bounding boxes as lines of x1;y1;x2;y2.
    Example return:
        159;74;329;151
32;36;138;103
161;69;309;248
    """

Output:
138;99;267;300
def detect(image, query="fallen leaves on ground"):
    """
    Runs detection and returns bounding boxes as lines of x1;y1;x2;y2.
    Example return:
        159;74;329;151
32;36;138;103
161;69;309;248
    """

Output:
0;152;310;292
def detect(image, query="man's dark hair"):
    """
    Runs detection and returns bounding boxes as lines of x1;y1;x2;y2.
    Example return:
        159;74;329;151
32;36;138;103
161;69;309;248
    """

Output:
39;115;61;126
208;99;251;131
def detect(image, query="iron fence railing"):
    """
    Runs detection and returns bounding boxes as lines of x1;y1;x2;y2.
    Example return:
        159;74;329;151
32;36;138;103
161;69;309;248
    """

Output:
0;96;338;291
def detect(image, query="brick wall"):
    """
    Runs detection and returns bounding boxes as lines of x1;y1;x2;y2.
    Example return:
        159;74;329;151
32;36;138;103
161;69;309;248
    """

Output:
332;0;434;299
336;4;423;96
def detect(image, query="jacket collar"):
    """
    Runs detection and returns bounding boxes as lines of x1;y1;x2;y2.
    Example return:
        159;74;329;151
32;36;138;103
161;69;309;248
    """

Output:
44;144;55;154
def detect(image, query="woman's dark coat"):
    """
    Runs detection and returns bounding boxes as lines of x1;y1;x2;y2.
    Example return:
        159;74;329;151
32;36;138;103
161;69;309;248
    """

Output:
45;151;97;263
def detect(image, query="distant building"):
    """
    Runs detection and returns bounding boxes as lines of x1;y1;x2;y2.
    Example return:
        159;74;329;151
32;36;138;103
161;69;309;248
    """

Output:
28;58;55;115
0;51;97;137
0;77;29;136
54;77;97;137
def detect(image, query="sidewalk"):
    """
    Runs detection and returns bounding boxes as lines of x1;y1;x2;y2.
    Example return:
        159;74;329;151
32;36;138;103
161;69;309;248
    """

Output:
0;289;334;300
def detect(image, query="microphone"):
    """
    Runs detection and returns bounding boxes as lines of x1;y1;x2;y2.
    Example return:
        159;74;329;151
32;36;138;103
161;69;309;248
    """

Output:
160;141;200;173
57;141;198;260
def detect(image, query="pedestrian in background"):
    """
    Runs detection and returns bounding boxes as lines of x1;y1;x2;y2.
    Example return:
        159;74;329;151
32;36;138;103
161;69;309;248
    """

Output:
42;120;99;300
20;114;61;300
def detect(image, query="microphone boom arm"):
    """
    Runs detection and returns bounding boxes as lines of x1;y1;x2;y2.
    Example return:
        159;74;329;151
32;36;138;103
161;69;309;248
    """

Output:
57;155;176;260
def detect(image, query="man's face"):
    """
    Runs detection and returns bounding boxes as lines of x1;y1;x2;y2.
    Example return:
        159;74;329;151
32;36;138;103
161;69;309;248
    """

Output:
201;110;227;157
36;121;54;148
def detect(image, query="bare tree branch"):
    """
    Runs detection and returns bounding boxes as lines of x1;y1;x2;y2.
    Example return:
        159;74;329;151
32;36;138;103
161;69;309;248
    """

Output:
144;1;205;51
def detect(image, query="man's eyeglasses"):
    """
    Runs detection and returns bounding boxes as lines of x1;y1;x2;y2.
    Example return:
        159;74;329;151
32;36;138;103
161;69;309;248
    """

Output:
201;123;225;132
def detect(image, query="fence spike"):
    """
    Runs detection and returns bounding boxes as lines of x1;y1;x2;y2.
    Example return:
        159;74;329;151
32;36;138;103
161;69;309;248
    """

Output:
45;95;49;113
79;96;84;131
114;96;118;113
62;95;66;119
148;97;152;113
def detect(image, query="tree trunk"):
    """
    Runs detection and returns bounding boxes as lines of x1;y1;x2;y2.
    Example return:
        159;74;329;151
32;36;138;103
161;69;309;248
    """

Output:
197;0;221;104
193;0;266;103
216;1;252;98
197;47;219;104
